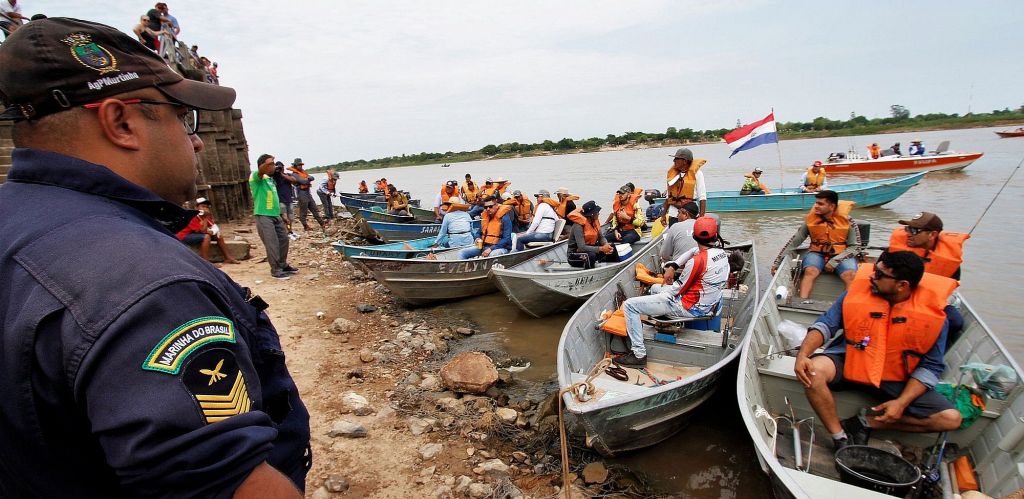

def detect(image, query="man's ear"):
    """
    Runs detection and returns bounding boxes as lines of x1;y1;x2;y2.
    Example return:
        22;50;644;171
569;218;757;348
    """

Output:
95;100;143;151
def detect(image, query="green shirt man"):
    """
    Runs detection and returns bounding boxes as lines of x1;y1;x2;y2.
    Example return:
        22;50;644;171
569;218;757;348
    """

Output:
250;169;280;216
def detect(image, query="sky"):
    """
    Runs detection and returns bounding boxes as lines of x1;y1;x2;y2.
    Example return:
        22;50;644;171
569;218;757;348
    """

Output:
29;1;1024;167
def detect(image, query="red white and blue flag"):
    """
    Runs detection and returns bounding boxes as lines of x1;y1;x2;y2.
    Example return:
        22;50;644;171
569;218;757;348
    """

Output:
724;113;777;157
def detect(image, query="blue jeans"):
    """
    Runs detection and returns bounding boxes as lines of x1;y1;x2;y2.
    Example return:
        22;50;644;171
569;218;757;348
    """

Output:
623;292;696;358
801;251;857;274
515;231;553;251
458;246;509;259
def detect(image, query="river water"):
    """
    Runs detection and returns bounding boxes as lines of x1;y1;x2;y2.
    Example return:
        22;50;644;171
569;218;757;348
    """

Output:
333;126;1023;496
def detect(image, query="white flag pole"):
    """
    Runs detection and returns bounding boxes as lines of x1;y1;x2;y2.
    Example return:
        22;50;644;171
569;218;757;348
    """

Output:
773;107;785;190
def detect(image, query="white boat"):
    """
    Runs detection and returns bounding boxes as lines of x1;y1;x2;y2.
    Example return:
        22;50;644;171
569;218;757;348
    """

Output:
737;243;1024;498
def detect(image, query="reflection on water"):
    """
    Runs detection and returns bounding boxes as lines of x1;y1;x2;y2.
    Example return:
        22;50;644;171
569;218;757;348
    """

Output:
341;126;1024;496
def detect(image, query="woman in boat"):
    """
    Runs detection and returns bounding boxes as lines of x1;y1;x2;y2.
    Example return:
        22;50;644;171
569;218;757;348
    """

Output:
566;201;616;269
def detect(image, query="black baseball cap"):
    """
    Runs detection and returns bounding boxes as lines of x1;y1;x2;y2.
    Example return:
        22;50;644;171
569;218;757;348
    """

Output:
0;17;235;121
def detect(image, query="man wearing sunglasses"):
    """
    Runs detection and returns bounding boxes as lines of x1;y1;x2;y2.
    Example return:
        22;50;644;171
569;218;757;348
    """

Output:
0;18;309;498
793;251;962;452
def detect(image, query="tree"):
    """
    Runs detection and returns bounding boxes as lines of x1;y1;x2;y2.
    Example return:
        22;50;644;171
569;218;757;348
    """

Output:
890;104;910;120
480;144;498;155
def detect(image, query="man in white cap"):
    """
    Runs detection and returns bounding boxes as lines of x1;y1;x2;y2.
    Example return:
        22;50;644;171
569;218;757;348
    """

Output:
662;148;706;226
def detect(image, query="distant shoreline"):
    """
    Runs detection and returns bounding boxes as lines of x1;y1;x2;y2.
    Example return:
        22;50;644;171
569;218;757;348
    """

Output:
311;119;1024;173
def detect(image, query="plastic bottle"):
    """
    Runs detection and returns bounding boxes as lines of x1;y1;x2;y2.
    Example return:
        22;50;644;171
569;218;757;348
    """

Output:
775;286;789;301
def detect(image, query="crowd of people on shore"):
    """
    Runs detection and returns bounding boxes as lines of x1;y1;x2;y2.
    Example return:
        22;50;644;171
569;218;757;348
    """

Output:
131;3;220;84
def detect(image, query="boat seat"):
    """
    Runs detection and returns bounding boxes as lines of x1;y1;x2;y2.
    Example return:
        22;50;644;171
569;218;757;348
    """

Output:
643;299;722;331
525;219;567;248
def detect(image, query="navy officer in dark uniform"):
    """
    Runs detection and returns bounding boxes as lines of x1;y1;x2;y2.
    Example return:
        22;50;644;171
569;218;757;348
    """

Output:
0;18;310;498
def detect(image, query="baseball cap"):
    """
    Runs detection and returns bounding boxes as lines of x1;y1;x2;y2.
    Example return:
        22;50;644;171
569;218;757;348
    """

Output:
195;197;211;206
671;148;693;161
0;18;235;121
512;190;522;197
898;212;943;231
680;201;699;218
692;216;718;243
445;180;458;187
812;160;823;167
752;168;764;174
535;189;550;198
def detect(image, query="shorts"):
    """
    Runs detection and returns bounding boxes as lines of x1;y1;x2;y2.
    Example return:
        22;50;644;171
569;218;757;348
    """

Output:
280;202;293;218
813;353;954;419
802;251;857;274
181;232;207;245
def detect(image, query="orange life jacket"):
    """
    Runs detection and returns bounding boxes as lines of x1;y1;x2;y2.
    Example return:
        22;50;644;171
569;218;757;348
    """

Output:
841;264;958;387
439;186;458;204
504;197;533;222
480;185;498;199
612;187;644;231
805;200;854;255
665;159;706;206
326;176;337;193
888;229;969;279
288;167;312;190
461;181;479;203
556;194;580;218
868;144;881;159
481;205;513;245
538;197;561;216
567;208;600;245
804;167;826;189
358;182;369;193
496;181;511;194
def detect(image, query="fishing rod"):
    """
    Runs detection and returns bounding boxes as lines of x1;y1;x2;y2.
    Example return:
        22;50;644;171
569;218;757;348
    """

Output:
967;154;1023;235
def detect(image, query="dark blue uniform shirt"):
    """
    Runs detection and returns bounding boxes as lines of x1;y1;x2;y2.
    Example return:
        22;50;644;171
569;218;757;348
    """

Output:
0;149;311;498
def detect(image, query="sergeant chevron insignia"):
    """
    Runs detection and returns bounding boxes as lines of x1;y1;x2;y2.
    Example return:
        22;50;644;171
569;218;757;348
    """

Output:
182;349;252;424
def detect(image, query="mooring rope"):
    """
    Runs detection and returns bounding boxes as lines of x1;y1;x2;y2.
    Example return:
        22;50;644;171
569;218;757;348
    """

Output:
557;357;612;499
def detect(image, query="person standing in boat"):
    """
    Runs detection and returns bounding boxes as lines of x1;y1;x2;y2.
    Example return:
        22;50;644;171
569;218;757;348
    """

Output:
461;173;480;204
772;190;861;299
794;251;963;451
887;211;970;340
604;183;646;245
566;201;616;269
386;184;410;216
889;142;902;156
617;217;729;367
432;196;475;249
434;180;460;221
868;142;881;159
799;161;827;193
740;168;771;195
515;190;559;251
661;148;707;226
459;196;514;258
908;139;926;156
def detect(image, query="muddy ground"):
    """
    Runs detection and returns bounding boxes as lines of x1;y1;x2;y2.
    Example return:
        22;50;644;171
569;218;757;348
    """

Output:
216;217;656;499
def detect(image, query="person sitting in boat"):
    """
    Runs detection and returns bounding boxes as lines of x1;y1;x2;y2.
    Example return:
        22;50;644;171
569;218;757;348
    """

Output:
358;180;369;193
434;180;460;221
659;201;700;262
908;140;926;156
459;196;514;259
887;211;970;340
480;178;498;198
515;190;559;251
774;190;861;299
794;251;963;451
432;196;475;249
604;183;646;245
461;173;480;204
566;200;616;269
643;189;663;220
493;177;512;196
555;187;580;231
868;142;881;159
799;161;827;193
740;168;771;195
504;190;534;232
617;217;729;367
386;184;410;216
890;142;902;156
662;148;707;227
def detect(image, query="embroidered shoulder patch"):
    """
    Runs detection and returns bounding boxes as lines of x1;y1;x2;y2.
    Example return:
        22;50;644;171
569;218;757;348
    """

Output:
143;316;236;374
182;348;252;424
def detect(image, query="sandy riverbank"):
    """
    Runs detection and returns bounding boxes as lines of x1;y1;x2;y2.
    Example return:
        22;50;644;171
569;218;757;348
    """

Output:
215;217;646;499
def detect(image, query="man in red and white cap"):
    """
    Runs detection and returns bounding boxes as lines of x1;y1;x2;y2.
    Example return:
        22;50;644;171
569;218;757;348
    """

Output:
617;217;730;367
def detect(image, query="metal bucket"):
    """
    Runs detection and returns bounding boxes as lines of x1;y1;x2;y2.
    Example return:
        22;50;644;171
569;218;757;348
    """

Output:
834;445;920;497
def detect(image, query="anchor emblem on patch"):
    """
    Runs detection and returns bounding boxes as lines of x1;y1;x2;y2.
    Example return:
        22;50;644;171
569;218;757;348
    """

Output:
61;32;119;74
182;349;252;424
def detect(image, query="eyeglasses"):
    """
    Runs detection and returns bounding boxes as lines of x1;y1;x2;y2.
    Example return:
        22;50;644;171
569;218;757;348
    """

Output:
872;267;899;281
484;204;496;209
906;226;930;236
82;98;199;135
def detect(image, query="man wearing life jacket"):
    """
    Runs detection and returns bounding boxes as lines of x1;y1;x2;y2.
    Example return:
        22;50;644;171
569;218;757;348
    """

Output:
740;168;771;195
515;189;559;251
315;169;338;220
868;143;881;159
800;161;827;193
662;148;707;227
434;180;460;221
888;211;970;339
461;174;480;204
493;177;511;196
617;217;729;367
480;178;498;199
386;184;410;216
459;196;514;258
794;251;962;450
287;158;327;231
554;187;579;222
775;190;861;298
604;183;646;244
432;196;476;249
566;200;615;269
358;180;369;193
504;190;534;232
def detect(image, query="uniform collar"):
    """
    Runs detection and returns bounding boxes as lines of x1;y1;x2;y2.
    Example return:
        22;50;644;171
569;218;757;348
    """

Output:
8;148;197;233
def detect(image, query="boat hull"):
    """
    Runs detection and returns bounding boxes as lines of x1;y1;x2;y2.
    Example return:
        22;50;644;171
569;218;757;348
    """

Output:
365;219;481;242
332;236;459;260
356;208;417;224
995;131;1024;138
352;241;565;305
823;152;982;174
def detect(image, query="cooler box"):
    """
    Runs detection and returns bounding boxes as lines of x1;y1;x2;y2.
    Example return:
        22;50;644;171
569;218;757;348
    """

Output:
615;243;633;261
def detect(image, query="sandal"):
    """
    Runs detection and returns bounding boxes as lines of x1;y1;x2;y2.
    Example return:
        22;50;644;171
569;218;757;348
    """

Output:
604;365;629;381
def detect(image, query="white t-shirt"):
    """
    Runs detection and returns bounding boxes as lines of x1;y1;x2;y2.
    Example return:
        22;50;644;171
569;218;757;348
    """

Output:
666;170;706;217
526;201;558;234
